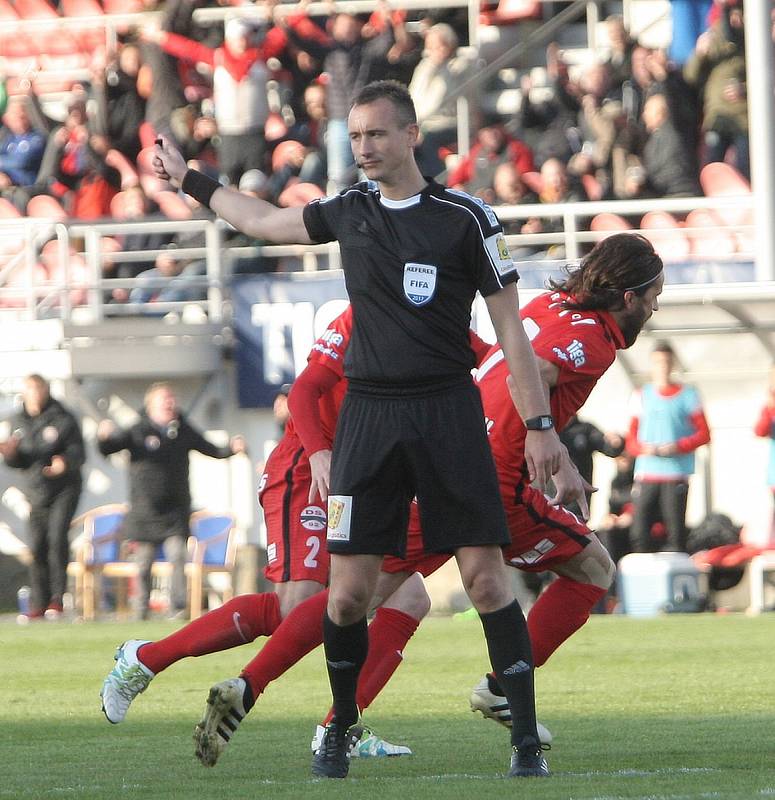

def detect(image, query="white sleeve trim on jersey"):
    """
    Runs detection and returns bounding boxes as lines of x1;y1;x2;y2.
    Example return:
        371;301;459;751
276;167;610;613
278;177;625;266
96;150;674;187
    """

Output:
429;193;517;288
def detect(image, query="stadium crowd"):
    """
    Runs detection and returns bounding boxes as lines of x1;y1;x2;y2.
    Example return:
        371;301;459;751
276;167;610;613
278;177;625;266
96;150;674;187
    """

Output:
0;0;753;239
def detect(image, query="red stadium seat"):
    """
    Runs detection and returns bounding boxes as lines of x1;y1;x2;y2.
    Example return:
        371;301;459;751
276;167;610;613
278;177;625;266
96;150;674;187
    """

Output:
61;0;103;15
0;35;37;58
0;198;22;218
684;208;736;258
39;240;89;307
14;0;58;18
278;181;325;208
26;194;68;220
154;190;192;220
589;212;630;234
520;170;543;194
102;0;144;14
480;0;541;25
700;161;751;197
699;162;753;230
640;211;691;262
0;0;19;18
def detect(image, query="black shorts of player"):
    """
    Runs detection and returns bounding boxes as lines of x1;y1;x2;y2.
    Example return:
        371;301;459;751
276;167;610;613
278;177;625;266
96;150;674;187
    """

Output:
326;377;510;557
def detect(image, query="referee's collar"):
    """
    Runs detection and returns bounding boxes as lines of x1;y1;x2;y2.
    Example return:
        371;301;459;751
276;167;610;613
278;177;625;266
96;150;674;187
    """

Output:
378;178;435;210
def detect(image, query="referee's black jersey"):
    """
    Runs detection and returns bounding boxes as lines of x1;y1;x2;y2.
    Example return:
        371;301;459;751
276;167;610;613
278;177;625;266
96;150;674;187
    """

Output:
302;179;519;386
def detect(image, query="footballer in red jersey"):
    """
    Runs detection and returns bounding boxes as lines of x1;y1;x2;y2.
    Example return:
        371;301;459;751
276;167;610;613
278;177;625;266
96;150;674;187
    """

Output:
378;233;664;727
259;307;352;589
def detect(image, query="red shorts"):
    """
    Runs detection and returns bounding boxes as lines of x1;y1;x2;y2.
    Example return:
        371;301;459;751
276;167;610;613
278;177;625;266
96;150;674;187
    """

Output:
381;484;592;576
259;435;329;585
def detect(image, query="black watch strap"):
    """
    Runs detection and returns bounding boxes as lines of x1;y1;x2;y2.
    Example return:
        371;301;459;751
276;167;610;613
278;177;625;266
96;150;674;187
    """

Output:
524;414;554;431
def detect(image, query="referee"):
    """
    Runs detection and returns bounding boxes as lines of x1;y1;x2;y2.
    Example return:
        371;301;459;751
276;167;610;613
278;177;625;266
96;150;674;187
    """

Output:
154;80;572;780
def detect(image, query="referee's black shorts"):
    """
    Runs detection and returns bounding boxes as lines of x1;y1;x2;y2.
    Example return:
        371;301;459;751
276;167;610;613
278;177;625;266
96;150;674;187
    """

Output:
326;378;510;557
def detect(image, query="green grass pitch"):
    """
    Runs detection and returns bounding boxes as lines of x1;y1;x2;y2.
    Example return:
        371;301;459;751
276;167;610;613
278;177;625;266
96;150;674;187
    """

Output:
1;612;773;799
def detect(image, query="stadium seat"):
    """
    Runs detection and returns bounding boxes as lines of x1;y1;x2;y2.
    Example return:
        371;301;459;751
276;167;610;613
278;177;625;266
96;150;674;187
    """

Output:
102;0;144;14
278;181;325;208
185;511;236;620
700;161;751;197
0;0;19;18
67;503;129;620
61;0;103;15
639;210;691;262
14;0;58;19
684;208;736;258
700;162;753;230
154;190;192;220
26;194;68;220
747;550;775;614
589;212;630;235
480;0;541;25
520;170;543;194
0;198;22;218
38;239;89;307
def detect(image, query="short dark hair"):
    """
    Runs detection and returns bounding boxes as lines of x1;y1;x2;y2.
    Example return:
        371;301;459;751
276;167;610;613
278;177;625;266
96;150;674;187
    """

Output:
548;233;663;312
351;80;417;127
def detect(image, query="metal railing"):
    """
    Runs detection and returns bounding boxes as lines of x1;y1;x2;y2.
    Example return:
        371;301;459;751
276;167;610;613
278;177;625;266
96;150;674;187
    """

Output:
0;191;756;324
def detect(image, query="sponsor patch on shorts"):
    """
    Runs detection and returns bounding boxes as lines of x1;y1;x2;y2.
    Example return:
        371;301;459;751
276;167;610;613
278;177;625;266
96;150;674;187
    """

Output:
267;542;277;563
327;495;352;542
301;504;326;531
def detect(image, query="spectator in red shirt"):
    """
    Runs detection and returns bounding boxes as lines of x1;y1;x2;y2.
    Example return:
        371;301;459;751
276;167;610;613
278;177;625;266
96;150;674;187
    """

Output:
446;115;535;198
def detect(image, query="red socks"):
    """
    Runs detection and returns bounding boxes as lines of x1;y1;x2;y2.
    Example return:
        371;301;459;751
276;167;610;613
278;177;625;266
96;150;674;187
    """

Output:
526;577;606;667
138;593;282;674
240;590;329;699
322;606;420;724
238;593;421;716
356;607;419;712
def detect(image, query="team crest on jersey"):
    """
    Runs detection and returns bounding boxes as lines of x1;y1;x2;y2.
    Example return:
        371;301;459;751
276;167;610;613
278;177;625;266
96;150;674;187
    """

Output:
403;263;437;306
327;495;352;541
300;504;326;531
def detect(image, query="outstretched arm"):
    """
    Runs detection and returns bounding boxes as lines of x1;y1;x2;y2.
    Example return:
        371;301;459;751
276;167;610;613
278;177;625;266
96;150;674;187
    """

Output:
153;139;313;244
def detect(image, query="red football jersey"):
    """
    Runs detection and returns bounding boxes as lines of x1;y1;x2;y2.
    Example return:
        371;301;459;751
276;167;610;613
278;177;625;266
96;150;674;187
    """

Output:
475;290;626;489
285;306;352;447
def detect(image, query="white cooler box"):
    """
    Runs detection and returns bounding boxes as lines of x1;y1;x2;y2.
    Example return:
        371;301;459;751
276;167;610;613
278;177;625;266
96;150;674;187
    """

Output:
617;552;705;617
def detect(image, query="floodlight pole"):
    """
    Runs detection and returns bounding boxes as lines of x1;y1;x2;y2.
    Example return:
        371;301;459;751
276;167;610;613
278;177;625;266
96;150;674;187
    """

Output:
745;0;775;281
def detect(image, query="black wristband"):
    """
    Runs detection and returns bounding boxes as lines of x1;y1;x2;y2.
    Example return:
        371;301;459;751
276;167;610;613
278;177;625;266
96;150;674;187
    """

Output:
181;169;221;209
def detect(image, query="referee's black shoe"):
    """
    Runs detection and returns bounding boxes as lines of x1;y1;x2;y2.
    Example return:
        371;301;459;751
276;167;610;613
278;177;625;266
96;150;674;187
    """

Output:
311;718;363;778
508;735;550;778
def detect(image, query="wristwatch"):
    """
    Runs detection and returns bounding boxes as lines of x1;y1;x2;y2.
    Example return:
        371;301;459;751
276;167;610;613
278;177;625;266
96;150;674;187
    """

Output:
524;414;554;431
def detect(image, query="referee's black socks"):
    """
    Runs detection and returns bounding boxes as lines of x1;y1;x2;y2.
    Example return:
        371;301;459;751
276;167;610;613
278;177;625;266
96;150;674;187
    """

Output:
322;611;368;727
478;600;539;747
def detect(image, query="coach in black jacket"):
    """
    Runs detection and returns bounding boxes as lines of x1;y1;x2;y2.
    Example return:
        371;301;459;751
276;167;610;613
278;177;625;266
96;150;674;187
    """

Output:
0;375;84;619
97;382;245;619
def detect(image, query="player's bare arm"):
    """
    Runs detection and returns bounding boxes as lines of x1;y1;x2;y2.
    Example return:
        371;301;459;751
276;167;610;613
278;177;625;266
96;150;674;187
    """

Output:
308;449;331;504
485;284;563;489
153;139;313;244
523;353;593;518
